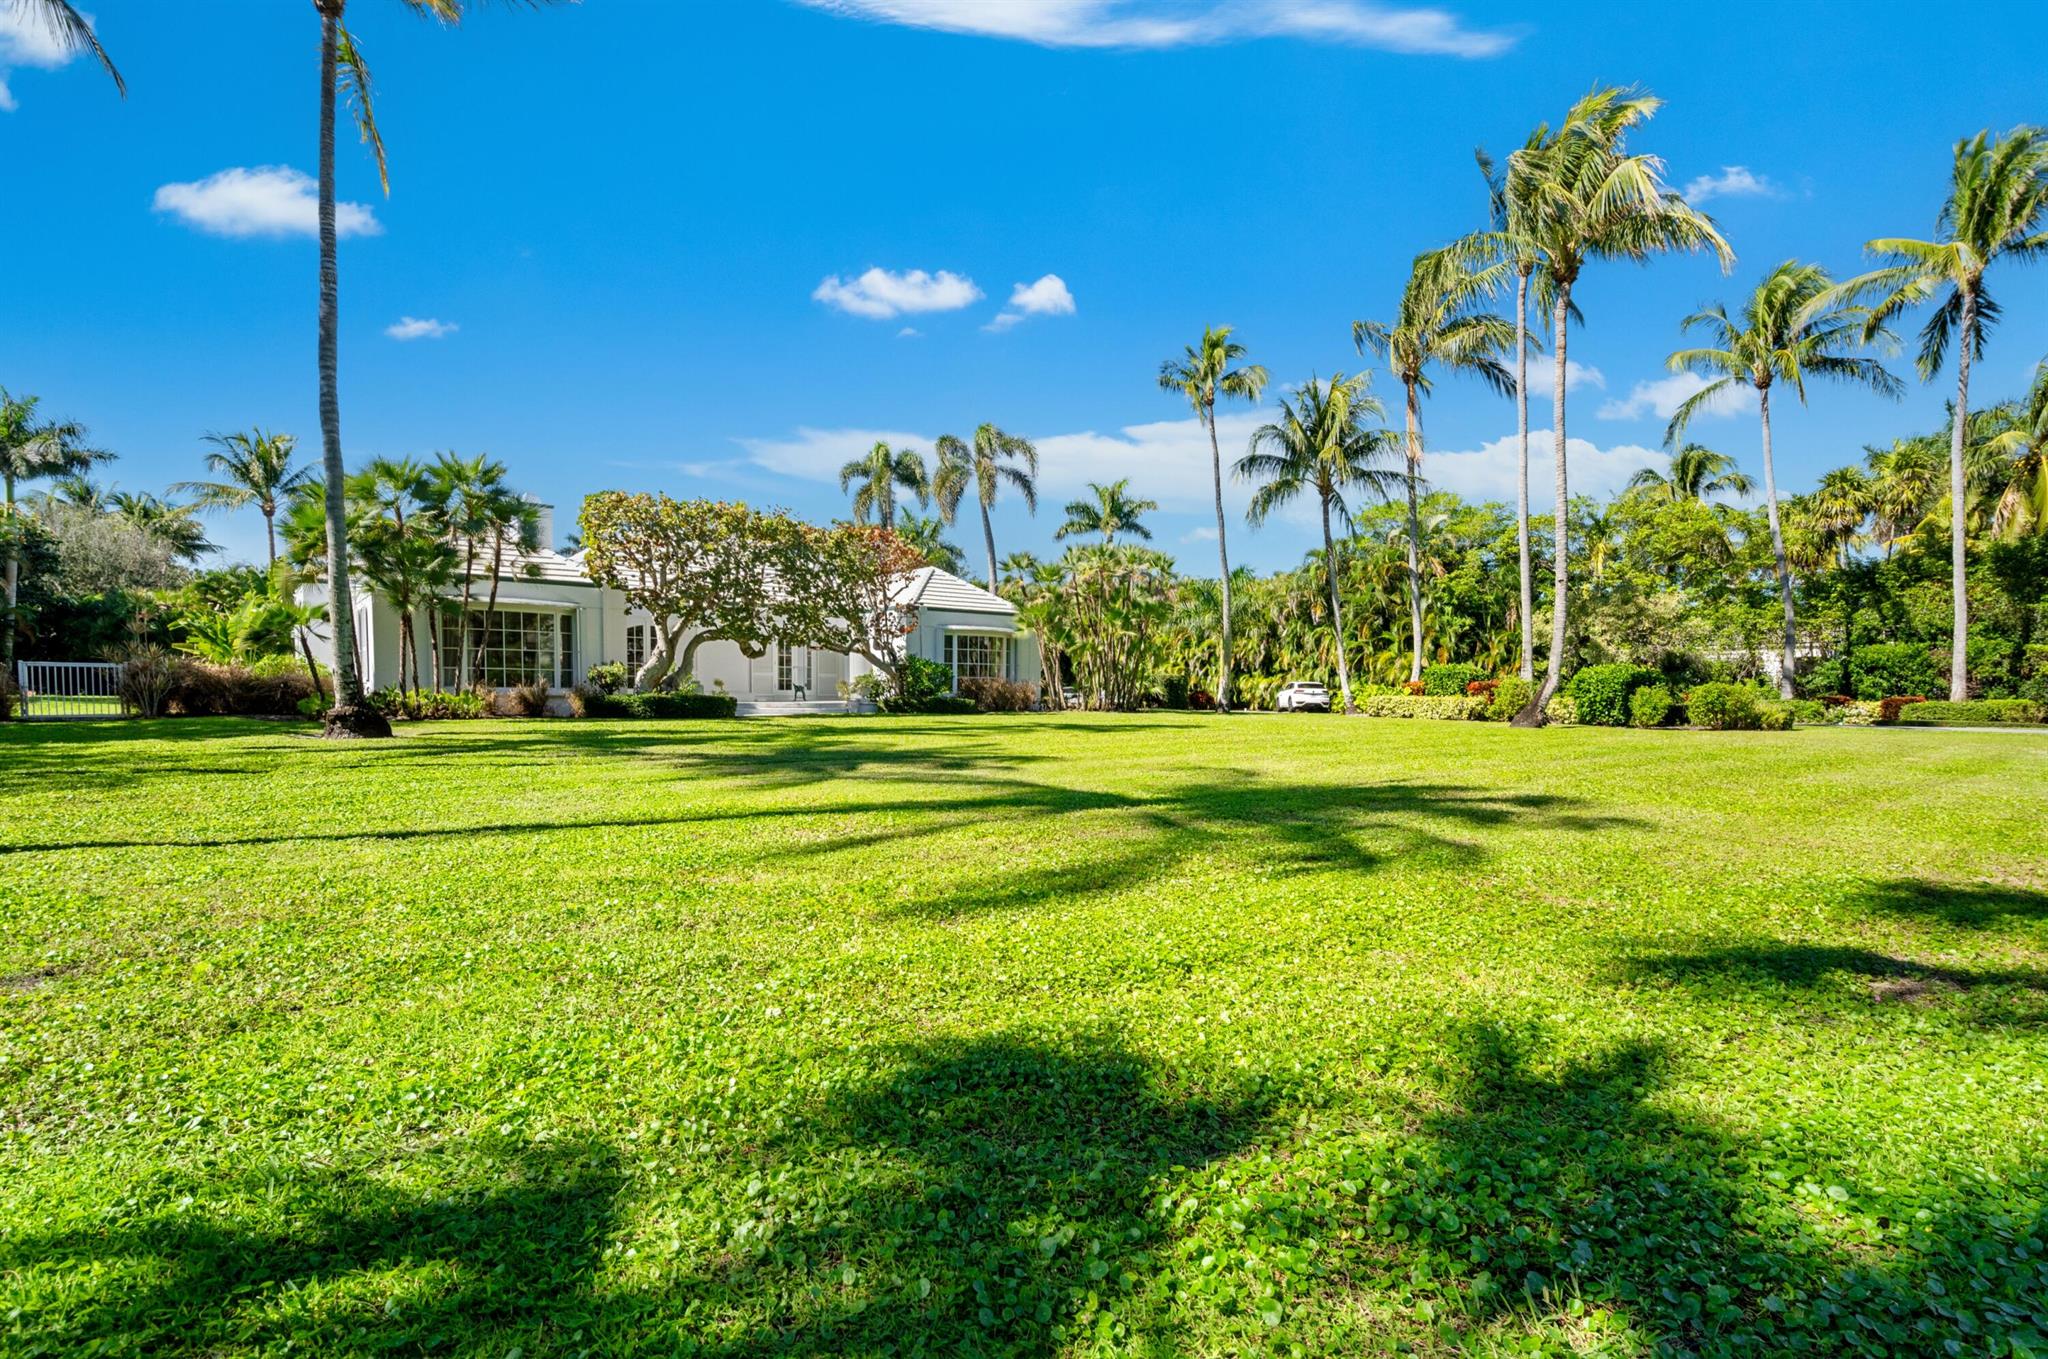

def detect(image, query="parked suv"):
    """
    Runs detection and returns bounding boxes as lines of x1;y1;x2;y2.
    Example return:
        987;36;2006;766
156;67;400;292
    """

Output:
1275;681;1330;712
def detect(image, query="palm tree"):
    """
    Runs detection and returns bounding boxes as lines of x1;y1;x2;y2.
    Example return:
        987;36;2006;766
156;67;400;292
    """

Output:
1234;374;1403;712
1808;466;1875;566
838;440;928;530
1625;443;1757;504
1477;126;1558;682
1504;85;1733;720
1833;127;2048;698
111;492;215;564
1864;438;1944;554
1055;479;1158;546
1664;261;1902;695
9;1;122;92
1986;358;2048;540
1159;327;1268;712
0;390;108;675
308;0;563;734
45;473;109;511
894;511;967;576
1356;247;1515;684
933;423;1039;590
426;452;514;686
171;430;312;566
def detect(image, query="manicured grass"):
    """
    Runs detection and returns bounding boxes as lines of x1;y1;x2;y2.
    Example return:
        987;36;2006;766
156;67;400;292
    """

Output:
2;714;2045;1357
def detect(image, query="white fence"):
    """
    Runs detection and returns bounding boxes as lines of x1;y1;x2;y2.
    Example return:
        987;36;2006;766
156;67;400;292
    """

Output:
13;661;129;721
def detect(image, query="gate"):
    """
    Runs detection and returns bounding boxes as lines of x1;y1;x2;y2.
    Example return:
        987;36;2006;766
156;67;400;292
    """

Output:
13;661;129;721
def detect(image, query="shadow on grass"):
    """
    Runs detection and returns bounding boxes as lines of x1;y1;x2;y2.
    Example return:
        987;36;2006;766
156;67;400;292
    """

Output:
1852;877;2048;930
6;1037;1271;1358
1372;1021;2048;1352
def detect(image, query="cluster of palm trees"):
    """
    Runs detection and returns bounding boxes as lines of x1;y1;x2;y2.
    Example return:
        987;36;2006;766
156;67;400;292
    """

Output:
1170;91;2045;713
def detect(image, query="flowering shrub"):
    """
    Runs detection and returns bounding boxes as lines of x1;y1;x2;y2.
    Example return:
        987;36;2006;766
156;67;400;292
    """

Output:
1402;680;1426;696
1360;694;1488;720
1466;678;1500;699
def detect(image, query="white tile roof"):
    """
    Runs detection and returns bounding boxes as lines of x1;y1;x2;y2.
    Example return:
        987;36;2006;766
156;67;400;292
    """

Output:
894;566;1016;616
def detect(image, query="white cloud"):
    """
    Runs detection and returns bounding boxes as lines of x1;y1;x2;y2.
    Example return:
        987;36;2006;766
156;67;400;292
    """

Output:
153;166;381;239
812;267;982;319
0;76;15;113
735;427;938;483
385;316;457;341
985;273;1077;331
0;4;95;110
799;0;1516;57
1545;360;1604;396
1424;431;1665;508
1682;165;1781;205
1597;372;1752;423
896;326;922;338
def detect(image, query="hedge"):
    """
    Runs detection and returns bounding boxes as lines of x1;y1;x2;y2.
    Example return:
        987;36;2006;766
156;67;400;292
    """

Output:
1896;699;2048;726
1360;694;1488;720
573;690;738;719
1684;682;1763;731
1420;663;1488;697
1566;664;1665;727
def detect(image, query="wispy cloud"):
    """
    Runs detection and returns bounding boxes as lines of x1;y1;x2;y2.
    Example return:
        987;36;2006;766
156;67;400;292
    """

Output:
1425;431;1664;507
797;0;1517;58
984;273;1076;331
896;326;922;338
1682;165;1782;205
0;5;93;111
386;316;458;341
1597;372;1752;423
153;166;381;239
812;267;982;319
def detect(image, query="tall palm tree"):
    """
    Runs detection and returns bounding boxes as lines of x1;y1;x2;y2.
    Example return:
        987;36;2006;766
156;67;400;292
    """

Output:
1625;443;1757;504
1863;438;1945;555
111;491;215;564
1833;127;2048;699
9;1;122;93
1478;126;1558;681
1807;466;1875;567
426;451;515;686
45;472;109;511
1987;359;2048;539
1234;374;1402;713
0;390;108;675
1505;85;1733;720
838;440;928;530
1055;479;1157;546
172;429;312;566
1664;261;1900;695
933;423;1039;591
309;0;563;734
1355;247;1515;683
1159;327;1268;711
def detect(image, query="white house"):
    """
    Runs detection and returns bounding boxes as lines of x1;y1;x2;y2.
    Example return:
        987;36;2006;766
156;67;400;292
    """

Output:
300;503;1037;710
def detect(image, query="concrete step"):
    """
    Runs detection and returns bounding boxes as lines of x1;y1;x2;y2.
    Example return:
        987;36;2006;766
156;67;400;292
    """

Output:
736;699;863;717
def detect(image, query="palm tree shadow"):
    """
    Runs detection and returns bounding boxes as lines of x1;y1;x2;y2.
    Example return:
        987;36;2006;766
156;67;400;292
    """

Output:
697;1035;1276;1357
1852;878;2048;931
3;1140;625;1356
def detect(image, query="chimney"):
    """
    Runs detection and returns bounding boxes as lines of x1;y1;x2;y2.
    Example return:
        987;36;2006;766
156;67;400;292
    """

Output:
524;497;555;550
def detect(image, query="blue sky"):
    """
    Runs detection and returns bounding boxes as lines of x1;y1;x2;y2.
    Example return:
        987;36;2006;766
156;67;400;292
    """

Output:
5;0;2048;572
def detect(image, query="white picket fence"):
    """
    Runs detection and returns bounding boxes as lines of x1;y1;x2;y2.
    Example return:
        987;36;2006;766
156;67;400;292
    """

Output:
13;660;129;721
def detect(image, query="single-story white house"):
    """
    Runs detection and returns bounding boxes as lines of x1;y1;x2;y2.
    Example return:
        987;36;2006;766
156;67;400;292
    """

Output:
299;503;1037;708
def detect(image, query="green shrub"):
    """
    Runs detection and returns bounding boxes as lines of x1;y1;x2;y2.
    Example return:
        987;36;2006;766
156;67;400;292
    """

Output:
1158;673;1191;708
1846;643;1941;701
1685;682;1763;731
1757;702;1795;731
1896;699;2047;726
1420;663;1487;697
1484;676;1535;722
1787;698;1831;725
1628;686;1675;729
881;657;962;714
1359;694;1488;720
1543;694;1578;725
368;688;491;720
584;662;630;694
1566;664;1664;726
572;689;738;719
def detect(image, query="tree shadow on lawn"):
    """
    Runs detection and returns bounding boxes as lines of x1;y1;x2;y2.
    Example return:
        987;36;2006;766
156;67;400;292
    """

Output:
1370;1021;2048;1352
1617;941;2048;1028
1851;878;2048;931
7;1037;1275;1358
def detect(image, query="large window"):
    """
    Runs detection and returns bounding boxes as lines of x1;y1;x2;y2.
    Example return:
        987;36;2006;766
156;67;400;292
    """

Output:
777;644;811;692
625;624;648;676
943;633;1008;686
439;606;576;688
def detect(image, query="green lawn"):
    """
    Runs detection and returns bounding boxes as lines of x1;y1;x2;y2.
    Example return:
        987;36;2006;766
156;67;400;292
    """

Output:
2;715;2045;1358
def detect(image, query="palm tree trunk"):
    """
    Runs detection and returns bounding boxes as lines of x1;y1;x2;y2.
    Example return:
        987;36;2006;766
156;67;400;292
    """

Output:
264;508;278;568
1322;497;1354;713
1514;267;1534;682
315;6;368;718
1403;380;1425;684
1524;288;1573;723
2;473;17;681
1757;384;1796;698
1948;291;1975;701
456;542;477;687
476;539;504;688
1206;403;1234;712
980;499;998;592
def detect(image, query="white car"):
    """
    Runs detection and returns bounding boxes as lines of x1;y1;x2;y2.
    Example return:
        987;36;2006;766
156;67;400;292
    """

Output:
1275;681;1330;712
